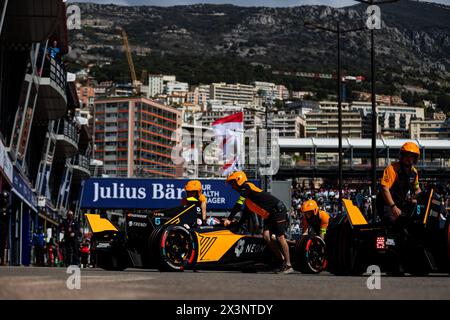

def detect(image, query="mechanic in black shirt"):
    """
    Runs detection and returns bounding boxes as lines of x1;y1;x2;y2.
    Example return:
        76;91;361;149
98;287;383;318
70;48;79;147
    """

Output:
224;171;293;274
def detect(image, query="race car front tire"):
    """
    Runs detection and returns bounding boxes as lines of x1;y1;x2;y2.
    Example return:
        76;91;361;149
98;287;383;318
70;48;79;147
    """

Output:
149;225;197;272
293;235;327;274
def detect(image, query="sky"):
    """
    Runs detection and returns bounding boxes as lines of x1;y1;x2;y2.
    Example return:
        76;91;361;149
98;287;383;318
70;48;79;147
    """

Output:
70;0;450;8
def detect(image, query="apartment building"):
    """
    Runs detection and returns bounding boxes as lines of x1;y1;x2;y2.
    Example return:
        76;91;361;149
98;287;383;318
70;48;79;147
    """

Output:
253;82;289;101
351;101;425;138
305;111;363;138
76;85;95;109
165;81;189;95
210;83;255;105
94;98;182;178
291;91;314;100
141;75;178;98
409;113;450;140
269;111;306;138
195;101;264;130
146;75;164;98
355;92;407;106
319;101;351;112
410;119;445;139
187;87;208;109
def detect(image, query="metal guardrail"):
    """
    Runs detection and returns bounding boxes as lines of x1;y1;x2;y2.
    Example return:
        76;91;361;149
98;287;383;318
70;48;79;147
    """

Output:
42;56;67;94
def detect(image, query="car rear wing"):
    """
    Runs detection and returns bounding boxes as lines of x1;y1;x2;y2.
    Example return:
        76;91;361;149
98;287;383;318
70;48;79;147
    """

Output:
422;189;447;228
85;213;119;234
342;199;369;229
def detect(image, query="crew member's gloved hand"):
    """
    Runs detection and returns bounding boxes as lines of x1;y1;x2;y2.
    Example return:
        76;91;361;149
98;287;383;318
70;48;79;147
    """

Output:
391;205;402;219
223;219;232;227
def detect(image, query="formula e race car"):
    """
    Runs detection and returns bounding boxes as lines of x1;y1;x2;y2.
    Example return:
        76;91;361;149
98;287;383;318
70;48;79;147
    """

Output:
86;198;324;273
326;190;450;276
86;198;273;271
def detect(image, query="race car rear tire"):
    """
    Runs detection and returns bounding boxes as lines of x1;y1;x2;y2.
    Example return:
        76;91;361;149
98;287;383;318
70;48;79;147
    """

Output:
293;235;327;274
327;217;365;276
339;218;366;276
325;216;342;275
147;226;165;268
149;225;197;272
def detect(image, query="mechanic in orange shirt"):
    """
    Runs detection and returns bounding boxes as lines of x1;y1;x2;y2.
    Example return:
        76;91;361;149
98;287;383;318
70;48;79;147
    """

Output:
300;200;330;239
182;180;207;224
377;142;421;225
224;171;293;274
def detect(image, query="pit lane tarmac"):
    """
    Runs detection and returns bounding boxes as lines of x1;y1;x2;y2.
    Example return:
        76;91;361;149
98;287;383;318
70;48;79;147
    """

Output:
0;266;449;300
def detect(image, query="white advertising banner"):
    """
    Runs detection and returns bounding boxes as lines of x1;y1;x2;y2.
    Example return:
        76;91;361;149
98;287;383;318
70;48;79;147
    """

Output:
0;139;13;183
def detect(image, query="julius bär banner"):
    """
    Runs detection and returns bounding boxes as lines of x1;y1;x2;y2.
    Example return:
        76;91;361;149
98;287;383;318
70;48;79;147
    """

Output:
80;178;257;210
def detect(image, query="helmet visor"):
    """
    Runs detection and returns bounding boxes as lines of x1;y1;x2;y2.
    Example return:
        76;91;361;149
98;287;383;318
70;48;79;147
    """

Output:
303;210;315;217
186;190;198;197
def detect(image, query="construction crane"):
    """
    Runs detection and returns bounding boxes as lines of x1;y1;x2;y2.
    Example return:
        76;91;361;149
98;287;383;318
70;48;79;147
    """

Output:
120;28;141;94
140;69;148;85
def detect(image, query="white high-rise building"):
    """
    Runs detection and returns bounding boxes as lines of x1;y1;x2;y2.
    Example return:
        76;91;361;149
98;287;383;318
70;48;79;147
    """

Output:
210;82;255;105
351;102;425;138
253;81;289;101
144;75;178;98
147;75;164;98
165;81;189;95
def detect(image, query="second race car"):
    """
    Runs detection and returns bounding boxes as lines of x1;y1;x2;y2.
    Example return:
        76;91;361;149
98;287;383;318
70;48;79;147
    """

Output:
326;189;450;276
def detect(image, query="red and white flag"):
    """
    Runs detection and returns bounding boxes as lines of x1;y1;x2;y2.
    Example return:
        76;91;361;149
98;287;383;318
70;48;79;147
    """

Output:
212;112;244;176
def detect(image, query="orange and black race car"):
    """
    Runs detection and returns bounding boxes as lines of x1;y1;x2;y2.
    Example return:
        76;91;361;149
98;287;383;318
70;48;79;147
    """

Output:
86;198;272;272
326;189;450;276
85;198;324;273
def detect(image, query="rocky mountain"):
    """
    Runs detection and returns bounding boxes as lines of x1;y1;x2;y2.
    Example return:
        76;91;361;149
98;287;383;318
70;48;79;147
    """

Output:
68;0;450;98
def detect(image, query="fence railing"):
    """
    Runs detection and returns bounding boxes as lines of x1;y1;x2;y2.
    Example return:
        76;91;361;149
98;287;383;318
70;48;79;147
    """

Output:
280;161;450;170
56;119;79;144
73;154;90;171
42;56;67;94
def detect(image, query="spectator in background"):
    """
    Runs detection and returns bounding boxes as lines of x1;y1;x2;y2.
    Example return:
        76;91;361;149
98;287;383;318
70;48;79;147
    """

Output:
32;226;46;266
48;40;60;61
61;211;80;266
79;237;91;269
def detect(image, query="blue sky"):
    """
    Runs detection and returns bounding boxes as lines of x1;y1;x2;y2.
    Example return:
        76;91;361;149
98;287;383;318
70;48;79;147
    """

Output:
70;0;450;8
